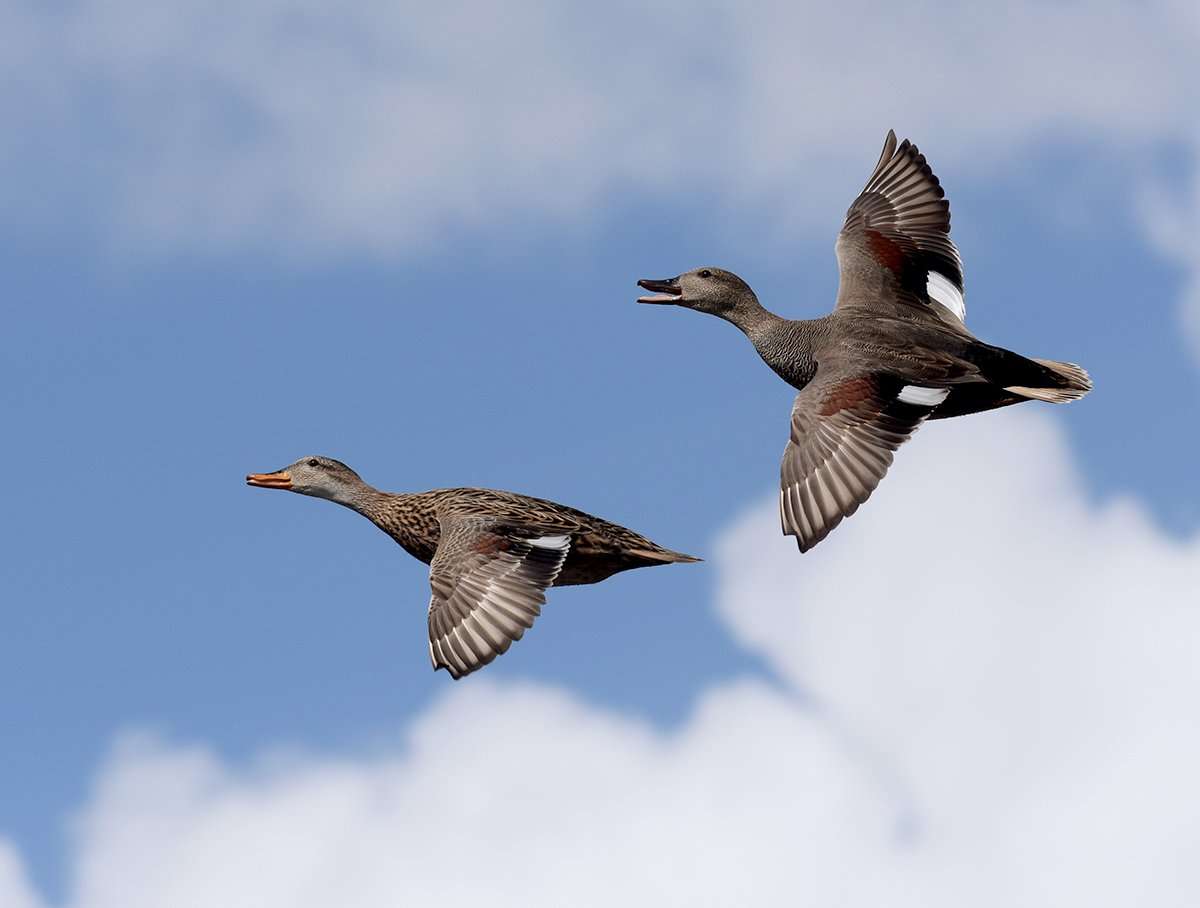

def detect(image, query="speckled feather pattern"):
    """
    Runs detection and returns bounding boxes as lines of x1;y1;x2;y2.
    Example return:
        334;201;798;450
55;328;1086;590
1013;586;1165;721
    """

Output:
251;459;700;680
358;486;697;586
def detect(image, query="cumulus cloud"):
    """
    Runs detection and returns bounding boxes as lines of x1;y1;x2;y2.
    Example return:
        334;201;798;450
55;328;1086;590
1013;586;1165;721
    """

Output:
6;409;1200;907
1;0;1197;258
718;410;1200;904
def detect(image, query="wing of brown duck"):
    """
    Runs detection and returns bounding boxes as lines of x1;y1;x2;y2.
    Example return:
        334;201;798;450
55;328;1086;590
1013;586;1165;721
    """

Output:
780;371;933;552
427;514;570;679
834;130;968;330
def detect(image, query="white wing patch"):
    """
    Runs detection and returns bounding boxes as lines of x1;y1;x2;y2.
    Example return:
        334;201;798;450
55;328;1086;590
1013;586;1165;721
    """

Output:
926;270;966;323
898;385;950;406
529;535;570;550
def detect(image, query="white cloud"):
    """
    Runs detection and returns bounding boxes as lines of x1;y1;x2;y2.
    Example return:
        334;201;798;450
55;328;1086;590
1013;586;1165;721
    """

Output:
53;689;893;908
717;410;1200;904
1;0;1197;260
7;409;1200;907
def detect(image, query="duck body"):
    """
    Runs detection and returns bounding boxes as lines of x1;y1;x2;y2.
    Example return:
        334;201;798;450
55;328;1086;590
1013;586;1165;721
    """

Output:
749;310;1076;420
247;457;698;679
358;486;695;586
639;130;1092;553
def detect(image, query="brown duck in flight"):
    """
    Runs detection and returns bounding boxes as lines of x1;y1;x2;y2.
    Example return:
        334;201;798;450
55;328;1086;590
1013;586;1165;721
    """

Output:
638;130;1091;552
247;456;699;678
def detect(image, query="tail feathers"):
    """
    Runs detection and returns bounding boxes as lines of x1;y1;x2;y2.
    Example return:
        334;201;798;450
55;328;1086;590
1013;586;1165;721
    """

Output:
1006;359;1092;404
631;547;703;564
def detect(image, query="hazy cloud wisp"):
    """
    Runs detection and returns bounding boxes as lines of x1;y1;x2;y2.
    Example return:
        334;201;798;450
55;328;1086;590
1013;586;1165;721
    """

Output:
1;0;1196;259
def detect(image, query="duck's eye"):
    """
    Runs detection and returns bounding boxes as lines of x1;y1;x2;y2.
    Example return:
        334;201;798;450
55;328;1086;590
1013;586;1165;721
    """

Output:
307;458;320;467
700;269;712;278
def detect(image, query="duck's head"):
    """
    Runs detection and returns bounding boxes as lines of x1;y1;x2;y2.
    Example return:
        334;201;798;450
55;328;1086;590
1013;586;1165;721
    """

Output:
637;267;758;318
246;455;365;502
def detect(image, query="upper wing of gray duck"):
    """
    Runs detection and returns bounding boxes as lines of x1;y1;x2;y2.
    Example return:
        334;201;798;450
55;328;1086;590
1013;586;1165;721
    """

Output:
835;130;967;328
426;512;571;679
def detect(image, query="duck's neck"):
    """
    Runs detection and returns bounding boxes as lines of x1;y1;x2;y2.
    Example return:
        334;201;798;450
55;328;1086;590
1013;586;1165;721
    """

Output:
725;301;820;391
338;485;439;563
721;298;785;343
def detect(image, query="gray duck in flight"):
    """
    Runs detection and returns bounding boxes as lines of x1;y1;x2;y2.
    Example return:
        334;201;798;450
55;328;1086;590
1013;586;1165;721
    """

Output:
638;130;1092;553
247;457;699;678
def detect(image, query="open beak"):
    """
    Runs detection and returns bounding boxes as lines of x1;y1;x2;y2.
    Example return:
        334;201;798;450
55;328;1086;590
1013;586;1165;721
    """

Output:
637;277;683;305
246;470;292;490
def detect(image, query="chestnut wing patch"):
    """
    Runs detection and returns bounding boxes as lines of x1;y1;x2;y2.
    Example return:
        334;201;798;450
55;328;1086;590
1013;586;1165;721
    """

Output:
835;130;966;325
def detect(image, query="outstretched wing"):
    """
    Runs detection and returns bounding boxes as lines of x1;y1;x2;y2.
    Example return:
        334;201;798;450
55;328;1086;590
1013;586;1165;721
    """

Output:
835;130;967;327
427;514;570;679
780;371;940;552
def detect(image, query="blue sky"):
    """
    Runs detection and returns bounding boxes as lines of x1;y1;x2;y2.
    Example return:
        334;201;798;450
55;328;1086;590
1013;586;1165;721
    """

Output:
2;2;1199;905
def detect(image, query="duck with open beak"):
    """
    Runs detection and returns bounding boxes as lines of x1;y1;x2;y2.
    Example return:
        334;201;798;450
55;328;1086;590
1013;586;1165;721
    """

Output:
633;131;1093;555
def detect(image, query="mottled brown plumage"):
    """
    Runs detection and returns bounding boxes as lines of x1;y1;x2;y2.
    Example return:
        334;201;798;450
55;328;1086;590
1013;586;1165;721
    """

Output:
247;456;698;679
359;485;693;585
